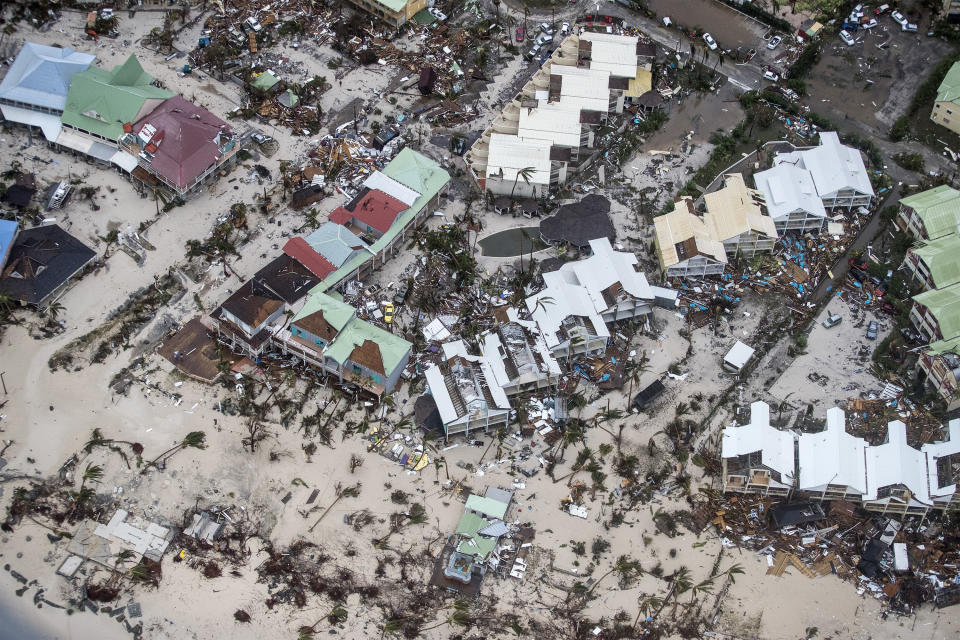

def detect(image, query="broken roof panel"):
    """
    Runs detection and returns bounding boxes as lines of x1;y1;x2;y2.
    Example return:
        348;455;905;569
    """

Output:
329;188;408;234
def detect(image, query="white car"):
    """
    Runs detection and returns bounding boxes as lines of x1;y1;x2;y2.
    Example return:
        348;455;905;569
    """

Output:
428;7;447;21
861;18;878;29
763;69;779;82
767;35;782;50
703;32;717;50
561;21;570;35
244;17;262;33
839;30;855;46
890;11;908;27
540;22;554;36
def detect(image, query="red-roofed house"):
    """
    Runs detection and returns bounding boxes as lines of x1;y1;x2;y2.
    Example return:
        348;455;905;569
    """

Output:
283;237;337;279
327;188;408;239
121;95;241;198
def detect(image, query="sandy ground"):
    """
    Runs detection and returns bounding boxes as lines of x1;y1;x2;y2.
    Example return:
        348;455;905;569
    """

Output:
0;6;958;640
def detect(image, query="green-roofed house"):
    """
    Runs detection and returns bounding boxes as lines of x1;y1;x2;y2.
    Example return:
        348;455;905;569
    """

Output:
905;234;960;291
59;55;172;150
932;61;960;136
250;70;282;94
911;282;960;344
274;292;411;396
897;185;960;241
919;335;960;404
346;0;427;30
309;148;450;294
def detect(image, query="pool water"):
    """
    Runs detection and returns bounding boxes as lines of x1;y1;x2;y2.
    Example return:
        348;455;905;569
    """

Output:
478;226;547;257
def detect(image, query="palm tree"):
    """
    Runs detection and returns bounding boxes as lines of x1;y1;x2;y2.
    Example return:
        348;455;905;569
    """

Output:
624;355;650;413
588;554;643;594
420;600;472;632
141;431;206;474
43;300;64;322
509;166;535;201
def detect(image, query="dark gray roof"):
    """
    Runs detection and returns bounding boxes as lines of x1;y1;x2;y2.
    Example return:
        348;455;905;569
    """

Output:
539;194;615;249
252;254;320;305
0;224;95;306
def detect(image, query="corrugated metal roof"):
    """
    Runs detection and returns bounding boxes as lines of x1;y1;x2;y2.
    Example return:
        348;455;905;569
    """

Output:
937;60;960;103
900;185;960;240
305;222;369;267
283;237;337;279
517;102;582;148
291;292;355;332
363;170;419;206
912;234;960;289
580;31;639;78
913;282;960;340
485;133;552;184
776;131;873;201
754;162;826;222
321;317;411;376
0;42;95;112
653;198;727;269
703;174;778;241
550;65;611;113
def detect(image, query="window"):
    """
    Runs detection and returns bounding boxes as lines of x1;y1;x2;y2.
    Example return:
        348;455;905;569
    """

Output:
353;364;361;374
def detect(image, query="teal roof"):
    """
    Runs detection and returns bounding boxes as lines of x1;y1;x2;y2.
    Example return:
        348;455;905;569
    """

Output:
291;292;355;331
61;55;172;140
310;149;449;293
901;186;960;240
912;235;960;289
465;494;508;520
322;316;411;375
251;70;281;92
306;222;369;267
937;61;960;104
454;512;497;561
914;282;960;341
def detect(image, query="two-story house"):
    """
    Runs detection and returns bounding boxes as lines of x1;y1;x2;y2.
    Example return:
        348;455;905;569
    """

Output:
897;185;960;241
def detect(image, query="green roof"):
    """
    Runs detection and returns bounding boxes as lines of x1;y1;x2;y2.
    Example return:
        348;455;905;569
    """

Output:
322;316;411;375
465;494;508;520
454;512;497;561
310;149;450;293
413;9;437;24
61;55;172;140
937;61;960;104
926;334;960;357
372;0;408;13
900;185;960;240
291;292;355;332
914;283;960;341
913;235;960;289
251;70;281;92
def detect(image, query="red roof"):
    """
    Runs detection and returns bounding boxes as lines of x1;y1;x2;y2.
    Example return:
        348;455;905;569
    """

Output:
282;237;336;279
132;95;232;190
332;188;408;235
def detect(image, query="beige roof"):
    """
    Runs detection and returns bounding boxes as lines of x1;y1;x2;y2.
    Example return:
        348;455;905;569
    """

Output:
485;133;552;185
703;174;778;241
626;68;652;98
517;102;582;148
580;31;640;78
654;198;727;269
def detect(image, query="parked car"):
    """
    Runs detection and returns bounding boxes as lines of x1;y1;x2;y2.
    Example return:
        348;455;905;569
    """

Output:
849;256;867;271
702;32;717;50
244;17;262;33
383;303;395;324
890;11;908;27
428;7;447;21
100;8;114;18
823;313;843;329
839;30;855;46
767;35;782;50
880;302;898;316
561;22;570;35
364;284;382;297
516;26;525;42
540;22;554;36
900;327;921;343
251;132;272;145
393;283;410;305
528;44;541;57
866;321;878;340
903;22;918;32
861;18;878;29
763;68;779;82
875;4;890;15
535;33;553;46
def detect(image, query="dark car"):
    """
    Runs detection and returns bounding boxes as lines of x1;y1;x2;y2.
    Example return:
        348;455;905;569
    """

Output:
849;256;867;271
866;321;878;340
880;302;898;315
393;283;410;305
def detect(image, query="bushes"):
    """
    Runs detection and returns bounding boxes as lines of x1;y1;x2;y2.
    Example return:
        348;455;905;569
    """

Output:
889;116;911;142
889;51;960;141
717;0;792;32
788;41;822;80
893;152;925;172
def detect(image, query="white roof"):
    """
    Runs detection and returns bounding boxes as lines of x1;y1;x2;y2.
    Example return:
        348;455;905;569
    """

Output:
550;65;611;113
425;364;459;423
724;341;755;368
797;407;868;494
480;321;561;389
423;318;451;342
0;42;95;112
362;171;419;206
921;419;960;500
864;421;931;506
526;238;652;349
720;402;795;480
517;102;582;148
753;163;827;222
0;104;62;142
774;131;874;200
580;31;639;78
485;133;552;185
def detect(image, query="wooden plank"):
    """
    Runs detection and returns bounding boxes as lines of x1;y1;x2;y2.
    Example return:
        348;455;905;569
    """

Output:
767;551;788;577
